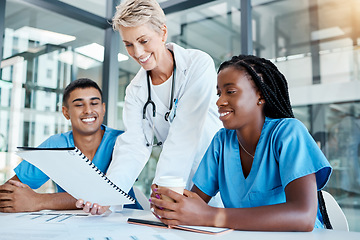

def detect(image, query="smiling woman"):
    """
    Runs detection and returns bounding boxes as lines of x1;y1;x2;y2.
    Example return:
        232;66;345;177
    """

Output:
217;68;263;133
118;23;171;83
150;55;332;232
76;0;223;215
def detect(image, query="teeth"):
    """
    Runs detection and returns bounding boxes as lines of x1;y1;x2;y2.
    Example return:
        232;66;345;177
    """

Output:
82;117;95;122
220;112;230;117
139;54;151;63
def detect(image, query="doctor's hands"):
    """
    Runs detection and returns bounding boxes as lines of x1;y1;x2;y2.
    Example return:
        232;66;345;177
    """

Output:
76;199;110;215
0;180;41;213
150;187;215;227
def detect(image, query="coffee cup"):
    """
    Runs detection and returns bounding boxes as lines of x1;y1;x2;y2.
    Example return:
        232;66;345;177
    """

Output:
156;176;186;202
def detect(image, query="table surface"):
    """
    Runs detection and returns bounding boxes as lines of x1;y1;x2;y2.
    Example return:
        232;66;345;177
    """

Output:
1;209;360;240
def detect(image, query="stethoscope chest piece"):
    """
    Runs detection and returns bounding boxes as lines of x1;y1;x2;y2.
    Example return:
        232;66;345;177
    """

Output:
164;99;178;122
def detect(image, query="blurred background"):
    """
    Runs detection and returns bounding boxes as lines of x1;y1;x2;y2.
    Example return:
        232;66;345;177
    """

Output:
0;0;359;231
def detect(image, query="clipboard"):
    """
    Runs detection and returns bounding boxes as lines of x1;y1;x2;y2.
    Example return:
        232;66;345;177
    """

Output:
127;217;233;235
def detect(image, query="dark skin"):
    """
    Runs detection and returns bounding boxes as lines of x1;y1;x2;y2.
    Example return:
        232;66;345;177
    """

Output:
151;175;317;231
0;87;105;213
150;67;318;231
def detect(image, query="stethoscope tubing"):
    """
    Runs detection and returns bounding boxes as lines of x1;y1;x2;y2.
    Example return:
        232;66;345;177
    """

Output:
143;49;176;121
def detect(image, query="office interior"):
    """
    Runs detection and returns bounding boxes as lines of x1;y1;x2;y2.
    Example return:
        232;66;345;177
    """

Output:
0;0;359;232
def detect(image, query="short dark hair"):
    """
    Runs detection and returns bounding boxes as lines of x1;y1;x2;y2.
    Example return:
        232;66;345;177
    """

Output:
218;55;294;119
62;78;103;107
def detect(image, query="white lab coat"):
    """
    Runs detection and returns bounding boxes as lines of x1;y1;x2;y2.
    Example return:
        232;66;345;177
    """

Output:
107;43;222;194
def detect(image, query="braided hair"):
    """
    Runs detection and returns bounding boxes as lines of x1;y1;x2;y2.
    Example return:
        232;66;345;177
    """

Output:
218;55;294;119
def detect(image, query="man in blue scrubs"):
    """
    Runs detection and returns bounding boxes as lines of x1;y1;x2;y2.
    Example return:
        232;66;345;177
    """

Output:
0;78;140;212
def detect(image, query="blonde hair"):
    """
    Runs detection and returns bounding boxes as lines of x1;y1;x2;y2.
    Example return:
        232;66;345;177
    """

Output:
112;0;166;33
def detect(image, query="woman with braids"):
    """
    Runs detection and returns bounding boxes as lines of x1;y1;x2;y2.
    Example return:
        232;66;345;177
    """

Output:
150;55;332;231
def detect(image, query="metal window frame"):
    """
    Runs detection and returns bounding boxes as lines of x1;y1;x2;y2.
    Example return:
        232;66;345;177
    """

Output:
20;0;111;29
0;0;5;64
241;0;253;54
102;0;120;126
161;0;253;54
2;0;118;125
1;0;255;125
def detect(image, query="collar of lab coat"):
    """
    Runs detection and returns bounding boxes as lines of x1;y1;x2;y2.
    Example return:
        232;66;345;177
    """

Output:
130;42;191;87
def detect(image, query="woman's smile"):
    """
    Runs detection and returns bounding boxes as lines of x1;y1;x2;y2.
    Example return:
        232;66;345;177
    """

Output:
139;53;152;63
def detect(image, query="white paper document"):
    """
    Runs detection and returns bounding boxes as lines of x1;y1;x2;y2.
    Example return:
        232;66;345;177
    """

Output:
16;147;135;206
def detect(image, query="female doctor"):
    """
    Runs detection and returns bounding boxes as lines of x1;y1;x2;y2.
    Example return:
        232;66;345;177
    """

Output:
77;0;222;214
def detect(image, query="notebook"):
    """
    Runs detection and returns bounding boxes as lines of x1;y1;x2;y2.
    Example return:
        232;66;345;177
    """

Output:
127;217;233;235
16;147;135;206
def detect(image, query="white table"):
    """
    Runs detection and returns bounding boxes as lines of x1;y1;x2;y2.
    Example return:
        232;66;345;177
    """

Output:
1;209;360;240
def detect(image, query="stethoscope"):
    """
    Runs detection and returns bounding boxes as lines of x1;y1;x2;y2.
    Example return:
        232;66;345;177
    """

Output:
142;49;178;146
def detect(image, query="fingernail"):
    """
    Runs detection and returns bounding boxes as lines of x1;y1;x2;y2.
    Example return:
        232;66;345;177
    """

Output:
149;198;152;202
154;188;157;192
151;208;161;219
155;194;160;199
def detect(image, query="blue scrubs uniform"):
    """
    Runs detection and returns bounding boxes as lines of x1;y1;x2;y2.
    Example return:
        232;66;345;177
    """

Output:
193;117;332;229
15;124;141;209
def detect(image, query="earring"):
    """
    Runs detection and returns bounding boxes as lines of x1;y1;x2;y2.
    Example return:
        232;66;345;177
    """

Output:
257;101;262;105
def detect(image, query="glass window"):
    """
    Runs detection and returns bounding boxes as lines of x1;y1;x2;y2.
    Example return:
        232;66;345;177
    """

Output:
46;69;52;79
59;0;107;18
0;0;105;188
167;0;242;67
254;0;360;231
1;0;359;232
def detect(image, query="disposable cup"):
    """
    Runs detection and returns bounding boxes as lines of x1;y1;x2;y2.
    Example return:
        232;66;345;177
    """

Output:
156;176;186;203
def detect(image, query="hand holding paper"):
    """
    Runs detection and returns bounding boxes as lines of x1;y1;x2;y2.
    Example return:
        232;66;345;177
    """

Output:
76;199;110;215
16;147;135;206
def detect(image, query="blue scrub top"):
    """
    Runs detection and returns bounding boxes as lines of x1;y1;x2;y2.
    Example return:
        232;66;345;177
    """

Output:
15;124;141;209
193;117;332;228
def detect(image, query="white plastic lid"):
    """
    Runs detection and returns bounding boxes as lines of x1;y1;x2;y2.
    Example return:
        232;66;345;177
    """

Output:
156;176;186;188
